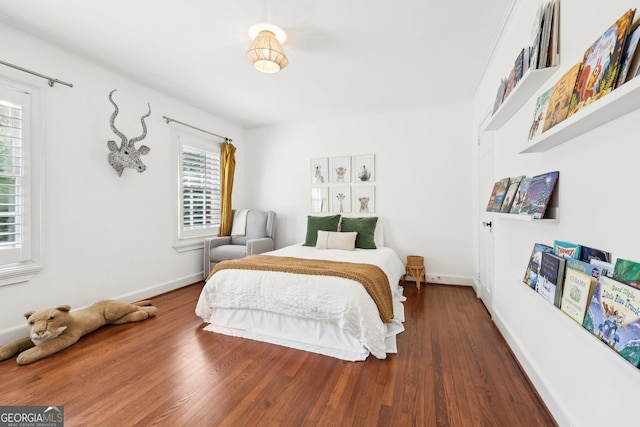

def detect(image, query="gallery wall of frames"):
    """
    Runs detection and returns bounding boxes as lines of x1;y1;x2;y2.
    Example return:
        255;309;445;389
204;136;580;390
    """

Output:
310;155;375;214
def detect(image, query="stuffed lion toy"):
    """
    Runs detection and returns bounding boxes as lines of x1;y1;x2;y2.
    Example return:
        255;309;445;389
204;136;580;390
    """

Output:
0;299;157;365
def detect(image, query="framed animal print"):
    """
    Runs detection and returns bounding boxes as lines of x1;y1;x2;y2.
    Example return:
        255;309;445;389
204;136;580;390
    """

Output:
331;186;351;213
353;186;375;214
353;155;375;183
310;157;329;185
331;156;351;184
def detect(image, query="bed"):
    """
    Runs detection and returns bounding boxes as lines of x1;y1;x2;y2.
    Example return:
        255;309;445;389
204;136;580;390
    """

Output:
195;217;406;361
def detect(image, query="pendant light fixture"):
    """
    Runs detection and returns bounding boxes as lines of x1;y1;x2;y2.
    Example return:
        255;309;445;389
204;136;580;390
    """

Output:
246;24;288;73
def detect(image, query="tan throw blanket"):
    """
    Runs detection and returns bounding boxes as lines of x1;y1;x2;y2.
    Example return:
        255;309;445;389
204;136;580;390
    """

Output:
210;255;394;323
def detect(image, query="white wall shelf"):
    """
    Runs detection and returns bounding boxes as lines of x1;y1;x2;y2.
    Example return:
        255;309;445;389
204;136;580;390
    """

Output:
493;207;558;222
520;77;640;153
485;66;559;131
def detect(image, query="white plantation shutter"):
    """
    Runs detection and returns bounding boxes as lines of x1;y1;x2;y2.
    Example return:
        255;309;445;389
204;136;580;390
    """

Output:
178;134;221;240
0;80;42;285
0;98;23;252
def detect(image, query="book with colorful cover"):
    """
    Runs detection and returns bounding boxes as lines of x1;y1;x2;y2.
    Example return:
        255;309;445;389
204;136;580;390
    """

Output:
554;240;581;259
537;1;554;69
526;171;559;219
616;19;640;87
503;68;517;102
528;88;552;140
565;257;605;280
580;245;611;263
485;181;501;212
613;258;640;289
514;48;525;84
492;78;507;114
500;176;524;213
591;259;615;278
491;177;511;212
542;63;582;132
510;177;531;214
523;243;554;289
568;9;636;117
583;276;640;367
536;252;566;307
561;268;597;324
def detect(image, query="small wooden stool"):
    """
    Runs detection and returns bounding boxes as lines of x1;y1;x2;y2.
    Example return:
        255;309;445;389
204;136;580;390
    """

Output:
402;255;426;291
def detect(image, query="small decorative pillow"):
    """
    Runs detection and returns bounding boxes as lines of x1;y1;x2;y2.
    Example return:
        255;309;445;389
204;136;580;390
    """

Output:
316;231;358;250
303;214;341;246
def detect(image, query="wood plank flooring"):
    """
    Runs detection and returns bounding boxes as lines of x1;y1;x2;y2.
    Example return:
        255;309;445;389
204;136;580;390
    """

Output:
0;282;556;426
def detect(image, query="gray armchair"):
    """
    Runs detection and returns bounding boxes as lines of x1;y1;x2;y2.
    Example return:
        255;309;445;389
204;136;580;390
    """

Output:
203;210;277;279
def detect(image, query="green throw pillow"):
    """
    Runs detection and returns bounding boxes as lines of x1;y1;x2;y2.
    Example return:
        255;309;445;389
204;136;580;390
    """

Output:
304;215;341;246
340;216;378;249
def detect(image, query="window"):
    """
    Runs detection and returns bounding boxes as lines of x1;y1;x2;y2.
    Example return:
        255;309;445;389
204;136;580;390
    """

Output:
174;131;221;251
0;80;43;285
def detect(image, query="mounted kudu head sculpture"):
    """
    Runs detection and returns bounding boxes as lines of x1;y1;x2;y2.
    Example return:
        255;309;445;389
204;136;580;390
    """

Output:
107;89;151;176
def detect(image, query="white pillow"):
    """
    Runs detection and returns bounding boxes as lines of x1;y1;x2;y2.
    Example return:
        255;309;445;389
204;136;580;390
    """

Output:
316;231;357;250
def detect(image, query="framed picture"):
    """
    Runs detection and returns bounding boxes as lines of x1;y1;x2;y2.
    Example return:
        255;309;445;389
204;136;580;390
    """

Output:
354;186;375;213
331;186;351;213
310;157;329;185
331;156;351;184
311;187;329;213
353;154;375;183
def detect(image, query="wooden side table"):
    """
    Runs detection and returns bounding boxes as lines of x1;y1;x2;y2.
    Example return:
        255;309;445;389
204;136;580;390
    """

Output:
402;255;426;291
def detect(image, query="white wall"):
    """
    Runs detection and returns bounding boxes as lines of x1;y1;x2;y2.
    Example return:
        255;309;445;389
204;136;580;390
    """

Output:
0;23;246;341
245;104;475;285
472;1;640;425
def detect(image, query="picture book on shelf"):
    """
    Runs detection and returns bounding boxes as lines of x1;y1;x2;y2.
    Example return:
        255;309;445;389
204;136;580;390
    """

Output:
511;178;531;214
554;240;581;259
583;276;640;367
529;3;544;70
503;68;517;102
542;63;581;132
591;259;615;278
613;258;640;289
492;78;507;114
580;245;611;263
568;9;636;117
561;267;597;324
491;177;511;212
565;257;605;280
500;176;524;213
523;243;553;289
536;251;566;307
528;88;552;140
616;19;640;87
525;171;559;219
537;1;554;69
485;181;501;212
514;49;525;85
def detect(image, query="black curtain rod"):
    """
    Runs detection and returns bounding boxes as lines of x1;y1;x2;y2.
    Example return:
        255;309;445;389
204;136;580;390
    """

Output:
0;59;73;88
162;116;232;142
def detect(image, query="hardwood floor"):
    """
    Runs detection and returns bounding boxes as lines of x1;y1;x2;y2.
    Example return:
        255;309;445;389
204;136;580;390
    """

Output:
0;282;556;426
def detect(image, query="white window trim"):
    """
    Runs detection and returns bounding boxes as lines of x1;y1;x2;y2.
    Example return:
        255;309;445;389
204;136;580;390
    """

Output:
171;127;221;253
0;77;44;286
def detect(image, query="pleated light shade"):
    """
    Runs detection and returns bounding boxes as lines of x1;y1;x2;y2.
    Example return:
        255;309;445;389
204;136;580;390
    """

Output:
246;30;288;73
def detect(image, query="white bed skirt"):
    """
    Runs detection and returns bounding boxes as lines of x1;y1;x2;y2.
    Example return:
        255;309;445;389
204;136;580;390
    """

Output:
203;298;405;361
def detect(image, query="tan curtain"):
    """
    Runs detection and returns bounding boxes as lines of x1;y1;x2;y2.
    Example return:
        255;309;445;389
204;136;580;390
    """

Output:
219;142;236;236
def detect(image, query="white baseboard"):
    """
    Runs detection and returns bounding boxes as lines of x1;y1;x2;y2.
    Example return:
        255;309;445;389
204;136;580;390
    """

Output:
421;273;474;286
0;273;203;345
115;272;203;304
492;308;573;427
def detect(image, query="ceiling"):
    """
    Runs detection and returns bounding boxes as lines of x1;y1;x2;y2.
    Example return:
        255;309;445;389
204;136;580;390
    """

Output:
0;0;514;129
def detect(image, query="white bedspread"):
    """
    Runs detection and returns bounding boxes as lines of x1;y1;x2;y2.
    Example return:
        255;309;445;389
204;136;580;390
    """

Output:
195;244;406;359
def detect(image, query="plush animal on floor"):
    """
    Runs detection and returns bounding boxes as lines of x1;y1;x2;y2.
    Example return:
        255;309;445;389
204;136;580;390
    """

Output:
0;299;157;365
